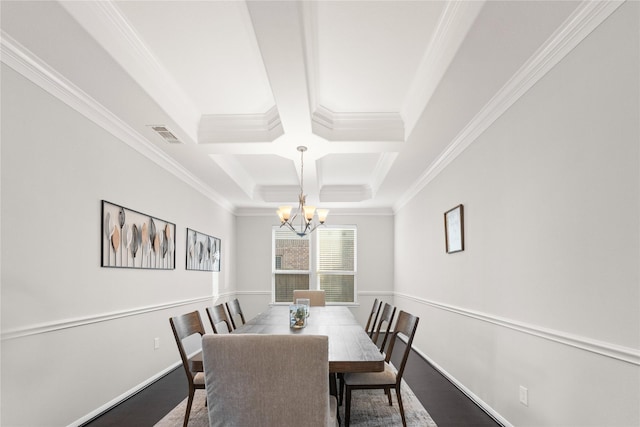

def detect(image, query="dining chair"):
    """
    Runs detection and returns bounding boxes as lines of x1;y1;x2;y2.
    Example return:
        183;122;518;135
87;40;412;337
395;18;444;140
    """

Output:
293;289;326;306
169;311;207;427
206;304;233;333
338;297;381;406
202;334;338;427
371;302;396;354
342;310;420;427
225;298;245;330
365;298;381;338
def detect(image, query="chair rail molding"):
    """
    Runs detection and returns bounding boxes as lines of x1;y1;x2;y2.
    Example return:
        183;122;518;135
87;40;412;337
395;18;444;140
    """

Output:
395;292;640;366
0;296;214;341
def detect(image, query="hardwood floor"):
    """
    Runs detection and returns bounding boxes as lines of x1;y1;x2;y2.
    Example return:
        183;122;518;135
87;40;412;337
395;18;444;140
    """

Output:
390;340;500;427
84;342;501;427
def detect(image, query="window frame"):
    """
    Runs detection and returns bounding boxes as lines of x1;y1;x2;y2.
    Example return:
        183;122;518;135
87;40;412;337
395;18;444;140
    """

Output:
271;225;357;305
315;225;357;305
272;228;313;303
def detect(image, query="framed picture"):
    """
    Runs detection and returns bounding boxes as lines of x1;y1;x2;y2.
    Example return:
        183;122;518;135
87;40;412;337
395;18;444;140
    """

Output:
444;204;464;254
186;228;221;272
101;200;175;269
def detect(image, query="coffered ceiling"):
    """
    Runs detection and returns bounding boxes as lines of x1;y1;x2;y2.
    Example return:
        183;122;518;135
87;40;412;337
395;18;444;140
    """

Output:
1;0;607;214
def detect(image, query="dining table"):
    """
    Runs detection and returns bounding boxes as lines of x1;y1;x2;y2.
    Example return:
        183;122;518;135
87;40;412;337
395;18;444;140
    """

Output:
190;305;384;375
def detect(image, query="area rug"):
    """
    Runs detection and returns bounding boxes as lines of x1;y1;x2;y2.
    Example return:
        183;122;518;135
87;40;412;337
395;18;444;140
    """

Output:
155;380;437;426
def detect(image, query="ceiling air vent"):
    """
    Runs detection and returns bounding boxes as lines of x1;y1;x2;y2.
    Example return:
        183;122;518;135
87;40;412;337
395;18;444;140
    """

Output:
149;125;182;144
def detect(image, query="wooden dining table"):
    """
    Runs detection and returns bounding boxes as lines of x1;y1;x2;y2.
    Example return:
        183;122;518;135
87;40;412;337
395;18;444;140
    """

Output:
190;305;384;375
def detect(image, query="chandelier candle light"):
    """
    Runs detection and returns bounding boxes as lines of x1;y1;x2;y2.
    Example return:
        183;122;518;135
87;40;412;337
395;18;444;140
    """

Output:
277;146;329;237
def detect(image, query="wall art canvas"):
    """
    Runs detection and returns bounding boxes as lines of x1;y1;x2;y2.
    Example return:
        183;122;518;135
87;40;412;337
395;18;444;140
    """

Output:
101;200;176;269
186;228;221;272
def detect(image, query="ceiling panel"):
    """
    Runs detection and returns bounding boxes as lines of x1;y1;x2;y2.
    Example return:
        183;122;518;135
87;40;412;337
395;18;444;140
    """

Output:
318;153;381;186
115;0;274;114
1;0;595;213
237;154;298;185
314;1;444;113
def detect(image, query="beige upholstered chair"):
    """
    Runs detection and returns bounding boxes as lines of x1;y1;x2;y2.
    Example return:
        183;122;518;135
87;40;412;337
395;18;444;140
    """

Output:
169;311;206;427
206;304;233;333
225;298;245;329
293;289;326;306
371;302;396;353
342;311;420;427
202;334;338;427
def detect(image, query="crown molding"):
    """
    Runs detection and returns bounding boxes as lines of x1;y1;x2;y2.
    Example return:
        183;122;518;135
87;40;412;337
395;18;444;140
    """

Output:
59;1;201;143
311;105;405;142
1;31;235;213
198;106;284;143
394;0;625;213
401;0;485;141
234;206;394;217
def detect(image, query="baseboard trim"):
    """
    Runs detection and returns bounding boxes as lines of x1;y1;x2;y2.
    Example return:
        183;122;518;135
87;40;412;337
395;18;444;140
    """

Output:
395;292;640;366
402;336;512;427
72;360;182;427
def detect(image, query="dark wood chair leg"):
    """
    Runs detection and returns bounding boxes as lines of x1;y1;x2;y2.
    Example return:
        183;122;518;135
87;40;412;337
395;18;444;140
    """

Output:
183;390;194;427
386;387;393;405
395;386;406;427
345;386;352;427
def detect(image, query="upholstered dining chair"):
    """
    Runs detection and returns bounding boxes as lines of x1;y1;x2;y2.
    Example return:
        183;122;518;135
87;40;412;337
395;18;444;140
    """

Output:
202;334;338;427
225;298;245;330
206;304;233;333
371;302;396;354
293;289;326;306
169;311;206;427
365;298;381;338
342;310;420;427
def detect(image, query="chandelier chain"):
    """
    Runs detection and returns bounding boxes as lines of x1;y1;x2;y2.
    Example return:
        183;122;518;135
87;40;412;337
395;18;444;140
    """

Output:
276;146;328;237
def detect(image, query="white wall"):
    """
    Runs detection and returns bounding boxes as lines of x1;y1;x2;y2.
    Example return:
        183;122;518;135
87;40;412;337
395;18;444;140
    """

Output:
1;63;236;425
394;3;639;426
236;214;395;325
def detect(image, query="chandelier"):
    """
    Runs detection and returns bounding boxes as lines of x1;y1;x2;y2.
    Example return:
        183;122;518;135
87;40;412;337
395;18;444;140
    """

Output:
276;146;329;237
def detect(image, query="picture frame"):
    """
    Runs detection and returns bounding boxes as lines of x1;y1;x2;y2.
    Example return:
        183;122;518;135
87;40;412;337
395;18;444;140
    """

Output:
444;204;464;254
101;200;176;269
186;228;221;272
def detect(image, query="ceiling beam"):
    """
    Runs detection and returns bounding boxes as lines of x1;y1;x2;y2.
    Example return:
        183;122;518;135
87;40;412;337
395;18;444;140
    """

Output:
246;1;313;136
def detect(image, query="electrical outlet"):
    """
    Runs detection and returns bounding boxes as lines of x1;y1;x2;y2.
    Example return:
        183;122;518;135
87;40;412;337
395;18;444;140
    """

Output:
519;385;528;406
154;337;160;349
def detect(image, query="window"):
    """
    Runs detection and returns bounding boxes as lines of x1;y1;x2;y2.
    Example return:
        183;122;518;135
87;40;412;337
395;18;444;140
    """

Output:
317;227;356;303
273;226;356;303
273;230;310;303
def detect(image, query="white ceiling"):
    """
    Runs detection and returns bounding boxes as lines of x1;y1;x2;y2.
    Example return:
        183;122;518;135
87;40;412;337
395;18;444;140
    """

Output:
1;0;591;215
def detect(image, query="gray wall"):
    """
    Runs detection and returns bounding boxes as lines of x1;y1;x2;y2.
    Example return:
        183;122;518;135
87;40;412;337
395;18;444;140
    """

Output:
1;64;237;426
2;1;638;426
235;214;395;325
393;3;639;426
